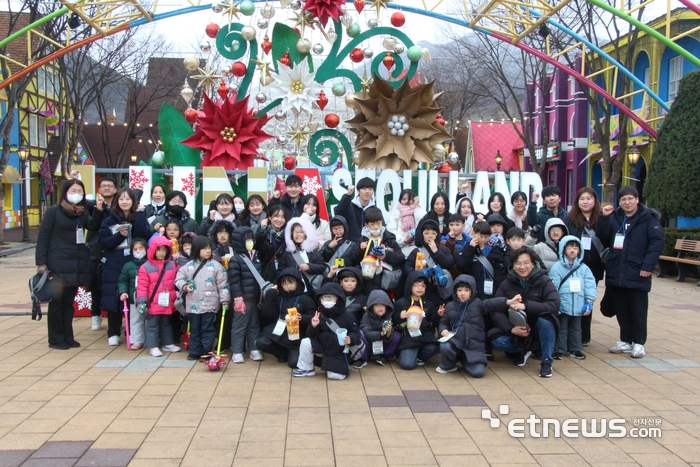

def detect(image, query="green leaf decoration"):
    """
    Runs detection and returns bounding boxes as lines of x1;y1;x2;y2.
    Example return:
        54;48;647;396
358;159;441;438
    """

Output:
158;102;202;168
271;22;312;73
231;175;248;199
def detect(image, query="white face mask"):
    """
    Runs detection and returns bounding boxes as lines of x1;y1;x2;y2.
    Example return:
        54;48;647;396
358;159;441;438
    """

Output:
234;204;245;214
183;247;191;256
66;193;83;204
133;251;146;260
369;229;382;236
320;300;336;309
245;240;254;251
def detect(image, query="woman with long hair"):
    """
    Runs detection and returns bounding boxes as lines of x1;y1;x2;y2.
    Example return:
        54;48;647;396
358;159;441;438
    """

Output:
237;194;268;235
300;193;330;249
256;204;289;282
197;193;236;235
508;191;529;232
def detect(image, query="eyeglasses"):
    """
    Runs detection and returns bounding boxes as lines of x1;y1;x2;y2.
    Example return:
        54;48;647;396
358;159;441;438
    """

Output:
170;199;185;206
514;261;532;267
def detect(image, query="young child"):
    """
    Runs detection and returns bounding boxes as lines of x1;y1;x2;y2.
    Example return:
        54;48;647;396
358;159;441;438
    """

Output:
358;289;402;367
227;226;264;363
177;232;197;268
359;206;405;295
549;236;596;360
118;239;148;350
256;268;317;367
324;266;367;323
404;219;455;304
388;189;426;256
393;271;441;370
277;217;328;295
455;220;508;300
136;236;180;357
505;227;526;252
436;275;519;377
320;216;360;269
528;218;568;272
293;283;361;380
209;219;235;265
175;236;230;360
441;213;470;253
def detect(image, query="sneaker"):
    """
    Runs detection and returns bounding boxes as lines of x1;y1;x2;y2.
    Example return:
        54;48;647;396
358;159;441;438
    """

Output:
553;353;563;360
163;345;180;353
67;341;80;348
416;359;425;366
539;362;553;378
352;359;367;369
570;351;586;360
250;350;264;361
631;344;645;358
292;369;316;377
130;343;143;350
582;341;590;347
513;350;532;367
108;336;120;346
149;347;163;357
436;366;458;374
232;353;244;363
91;316;102;331
609;341;632;354
376;356;387;366
187;354;199;361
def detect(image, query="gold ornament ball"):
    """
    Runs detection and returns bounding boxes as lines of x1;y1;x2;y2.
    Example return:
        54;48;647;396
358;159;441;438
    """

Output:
296;38;312;54
183;54;199;71
241;26;256;41
260;3;275;18
352;151;361;165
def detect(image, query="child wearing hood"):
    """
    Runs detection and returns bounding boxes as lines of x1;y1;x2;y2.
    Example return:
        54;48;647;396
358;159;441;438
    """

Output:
209;219;236;266
549;236;596;360
118;239;148;350
455;220;508;300
358;207;405;295
323;266;367;322
436;274;521;377
177;232;197;268
320;216;360;269
277;217;328;295
256;267;317;367
357;289;402;367
227;226;264;363
527;218;568;272
293;283;361;380
136;236;180;357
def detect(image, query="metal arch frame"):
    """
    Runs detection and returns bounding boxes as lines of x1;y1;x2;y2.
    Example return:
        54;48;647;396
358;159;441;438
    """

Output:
0;0;684;137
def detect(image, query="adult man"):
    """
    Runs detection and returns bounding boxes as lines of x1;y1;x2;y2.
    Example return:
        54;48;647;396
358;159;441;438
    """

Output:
269;175;303;218
527;186;568;243
595;186;664;358
333;177;375;243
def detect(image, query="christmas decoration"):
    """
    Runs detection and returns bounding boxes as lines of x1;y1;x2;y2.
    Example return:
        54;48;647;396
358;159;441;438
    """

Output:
184;108;199;124
331;81;346;96
296;168;329;220
407;45;422;62
200;40;211;52
367;18;377;29
206;23;220;38
316;90;329;110
152;150;166;167
191;63;224;91
284;154;297;170
266;63;324;114
350;47;364;63
183;54;199;71
181;173;196;196
301;0;346;27
394;43;405;54
240;0;256;16
129;169;150;189
347;23;361;37
231;61;247;77
363;47;374;58
260;3;275;18
325;113;340;128
217;80;229;100
180;81;194;104
261;35;272;55
382;52;395;70
241;25;256;41
391;12;406;27
73;287;92;317
279;51;292;67
296;37;312;53
257;18;269;28
312;43;324;54
355;0;365;13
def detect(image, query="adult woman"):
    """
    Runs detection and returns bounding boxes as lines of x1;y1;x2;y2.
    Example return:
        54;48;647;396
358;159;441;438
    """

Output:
564;187;605;346
300;193;330;249
416;192;452;240
233;195;247;222
36;180;96;349
508;191;529;232
198;193;236;235
142;184;167;221
388;189;426;256
237;194;267;236
480;192;514;229
151;190;198;233
100;187;151;345
454;197;475;236
255;204;289;282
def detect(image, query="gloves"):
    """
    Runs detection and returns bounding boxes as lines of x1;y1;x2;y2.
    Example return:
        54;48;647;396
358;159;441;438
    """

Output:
433;265;447;288
530;224;541;239
581;301;593;315
138;304;148;315
233;297;246;313
371;245;385;257
421;267;435;280
487;233;504;248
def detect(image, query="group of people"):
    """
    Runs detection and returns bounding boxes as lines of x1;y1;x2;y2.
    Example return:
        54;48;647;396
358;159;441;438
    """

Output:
35;173;664;380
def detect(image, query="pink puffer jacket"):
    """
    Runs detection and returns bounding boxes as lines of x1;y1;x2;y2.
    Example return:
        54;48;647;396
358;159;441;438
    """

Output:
136;235;178;315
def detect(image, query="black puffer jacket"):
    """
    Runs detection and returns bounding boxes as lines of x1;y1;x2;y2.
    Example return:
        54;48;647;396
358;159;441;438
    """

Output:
227;226;262;302
563;216;605;282
323;267;367;321
259;268;316;347
360;289;395;343
359;228;405;294
393;270;439;350
255;224;286;282
306;283;360;376
320;215;360;267
454;243;508;300
36;203;94;287
595;204;664;292
209;219;236;262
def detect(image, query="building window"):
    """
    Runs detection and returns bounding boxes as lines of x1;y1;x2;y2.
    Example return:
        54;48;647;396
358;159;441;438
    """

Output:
643;67;650;87
548;170;555;186
669;56;683;101
38;118;47;148
534;88;540;111
550;84;556;106
534;123;540;145
567;169;574;209
569;111;576;139
550;118;556;141
37;68;45;93
29;114;38;147
569;76;576;95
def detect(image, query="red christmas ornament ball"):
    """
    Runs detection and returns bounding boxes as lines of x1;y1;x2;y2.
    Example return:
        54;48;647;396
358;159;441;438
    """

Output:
283;155;297;171
231;62;247;77
205;23;220;38
390;12;406;27
437;163;452;173
184;108;199;124
324;113;340;128
350;48;364;63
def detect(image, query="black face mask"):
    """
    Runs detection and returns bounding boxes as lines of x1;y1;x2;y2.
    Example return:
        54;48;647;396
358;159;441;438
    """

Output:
169;205;184;216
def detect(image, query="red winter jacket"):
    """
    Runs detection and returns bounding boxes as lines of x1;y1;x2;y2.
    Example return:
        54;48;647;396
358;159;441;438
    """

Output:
136;236;178;315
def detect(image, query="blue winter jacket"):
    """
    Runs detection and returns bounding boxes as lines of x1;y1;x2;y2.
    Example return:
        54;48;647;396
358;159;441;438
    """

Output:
549;235;597;317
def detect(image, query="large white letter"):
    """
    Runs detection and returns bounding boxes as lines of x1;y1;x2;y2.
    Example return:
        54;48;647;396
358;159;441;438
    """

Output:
332;168;353;205
520;172;544;208
472;171;491;213
376;169;402;221
493;171;513;212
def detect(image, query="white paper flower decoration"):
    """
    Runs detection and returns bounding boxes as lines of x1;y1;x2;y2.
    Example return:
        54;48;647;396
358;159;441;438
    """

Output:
267;63;324;114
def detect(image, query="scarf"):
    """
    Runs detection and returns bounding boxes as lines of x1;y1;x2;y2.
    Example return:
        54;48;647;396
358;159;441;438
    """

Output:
214;211;236;223
60;199;85;217
397;203;416;232
510;212;526;229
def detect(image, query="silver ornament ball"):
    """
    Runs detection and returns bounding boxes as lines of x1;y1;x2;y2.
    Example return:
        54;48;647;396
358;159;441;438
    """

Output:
260;3;276;18
312;43;324;54
447;152;459;164
256;92;267;104
367;18;377;28
241;26;256;41
382;36;396;50
277;135;288;144
275;110;286;120
290;0;302;9
200;40;211;52
257;18;269;28
212;2;224;13
363;47;374;58
394;43;405;54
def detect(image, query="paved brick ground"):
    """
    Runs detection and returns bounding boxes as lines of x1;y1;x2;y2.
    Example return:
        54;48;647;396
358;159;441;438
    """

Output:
1;249;700;466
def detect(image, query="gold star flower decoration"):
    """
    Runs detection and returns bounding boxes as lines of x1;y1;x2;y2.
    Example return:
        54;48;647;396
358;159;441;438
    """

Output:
369;0;388;17
191;64;224;92
220;0;242;24
360;73;373;93
347;76;452;171
289;10;321;34
286;122;314;151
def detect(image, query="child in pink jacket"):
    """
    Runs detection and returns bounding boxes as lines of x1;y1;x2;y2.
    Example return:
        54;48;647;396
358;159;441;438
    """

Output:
136;235;180;357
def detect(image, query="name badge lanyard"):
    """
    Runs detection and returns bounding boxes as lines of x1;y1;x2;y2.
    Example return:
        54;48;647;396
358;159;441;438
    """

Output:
451;302;469;333
613;216;628;250
76;218;85;244
279;296;300;319
483;267;494;295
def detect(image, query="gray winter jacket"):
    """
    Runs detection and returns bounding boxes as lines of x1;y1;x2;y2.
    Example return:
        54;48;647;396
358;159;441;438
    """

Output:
175;259;231;314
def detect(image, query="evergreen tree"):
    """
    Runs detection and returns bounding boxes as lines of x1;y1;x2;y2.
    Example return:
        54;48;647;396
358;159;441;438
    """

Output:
645;70;700;218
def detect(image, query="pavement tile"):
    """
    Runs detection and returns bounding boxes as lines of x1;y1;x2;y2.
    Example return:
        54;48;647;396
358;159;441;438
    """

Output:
442;395;486;406
92;361;131;369
283;448;335;466
407;399;452;413
402;390;443;401
20;459;78;467
160;360;197;369
335;455;388;467
383;446;437;465
179;449;235;467
123;357;164;373
434;455;489;467
0;449;33;467
367;396;407;407
75;449;136;467
664;359;700;368
30;441;92;459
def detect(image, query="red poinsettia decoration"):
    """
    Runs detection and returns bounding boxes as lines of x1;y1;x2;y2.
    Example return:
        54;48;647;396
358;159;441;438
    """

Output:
302;0;345;27
181;93;272;170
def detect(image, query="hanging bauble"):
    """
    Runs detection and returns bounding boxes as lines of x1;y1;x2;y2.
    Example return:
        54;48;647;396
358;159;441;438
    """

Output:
360;48;373;60
256;92;267;104
382;52;395;70
345;92;361;110
230;82;240;92
280;0;291;7
275;110;287;120
277;135;288;144
229;40;241;52
347;23;361;37
390;12;406;26
180;82;194;104
382;36;396;50
241;26;256;41
447;152;459;165
240;0;256;15
260;73;274;86
438;163;452;174
184;108;199;124
205;23;220;38
290;0;302;9
312;43;324;54
279;51;292;67
217;80;229;100
152;150;166;167
341;14;353;28
327;27;337;44
324;113;340;128
320;151;331;167
257;18;269;29
331;81;346;97
296;37;312;54
270;155;281;170
350;47;364;63
200;40;211;53
367;18;377;29
183;54;199;71
231;61;247;77
352;150;360;165
431;144;446;162
307;115;319;132
260;35;272;55
283;154;297;170
421;47;432;60
316;90;329;110
261;3;276;18
436;114;446;126
407;45;422;62
393;43;405;54
212;2;224;13
354;0;365;13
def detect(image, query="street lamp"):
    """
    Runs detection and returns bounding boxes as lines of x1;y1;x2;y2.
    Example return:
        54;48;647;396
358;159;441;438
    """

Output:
627;140;640;186
17;143;31;242
130;151;138;164
494;150;503;171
